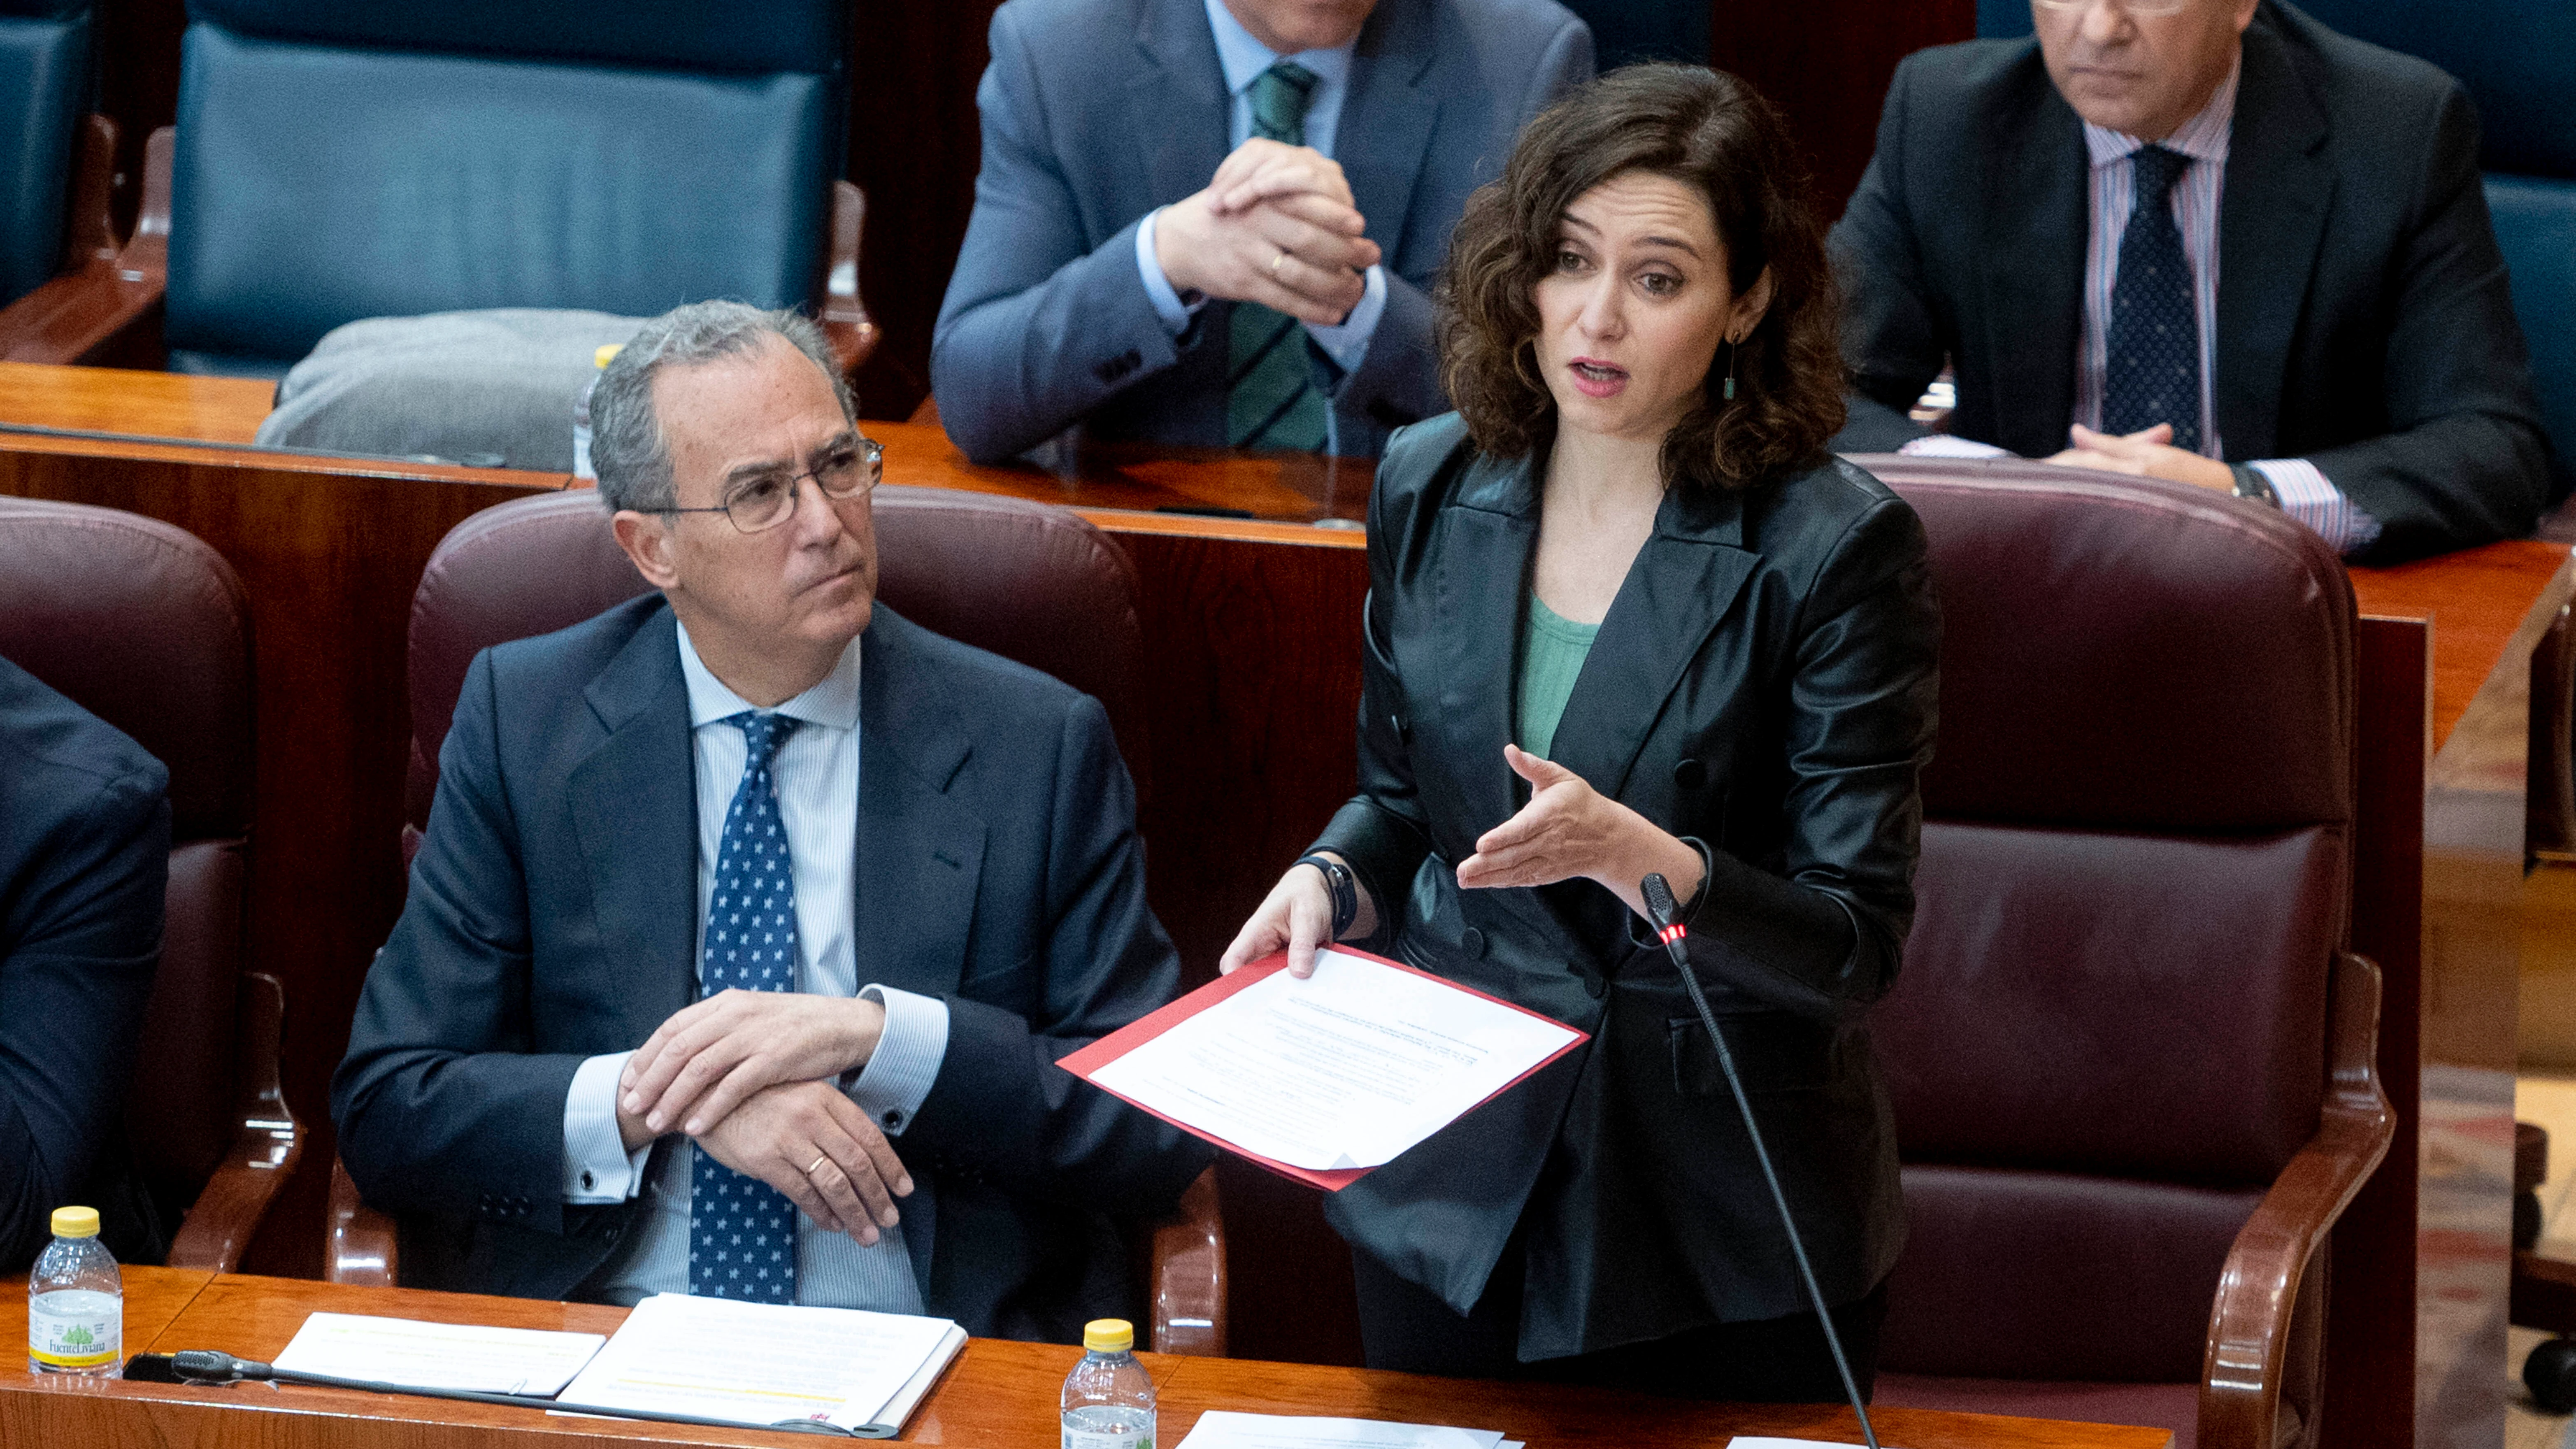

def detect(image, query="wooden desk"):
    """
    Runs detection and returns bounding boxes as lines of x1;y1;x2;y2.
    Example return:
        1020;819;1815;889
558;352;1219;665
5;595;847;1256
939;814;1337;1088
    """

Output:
2346;542;2576;1449
0;1268;2170;1448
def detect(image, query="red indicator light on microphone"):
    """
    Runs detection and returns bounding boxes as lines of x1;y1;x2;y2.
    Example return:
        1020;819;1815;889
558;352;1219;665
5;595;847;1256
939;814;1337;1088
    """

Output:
1657;923;1687;946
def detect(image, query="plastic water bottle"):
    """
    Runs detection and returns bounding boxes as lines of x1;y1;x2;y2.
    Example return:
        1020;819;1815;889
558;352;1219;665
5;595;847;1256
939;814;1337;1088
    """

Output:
1061;1317;1155;1449
571;342;621;480
27;1206;121;1376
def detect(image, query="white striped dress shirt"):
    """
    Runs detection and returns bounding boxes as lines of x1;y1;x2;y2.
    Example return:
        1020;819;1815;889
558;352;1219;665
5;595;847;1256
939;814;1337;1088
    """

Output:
1904;55;2382;554
558;620;950;1310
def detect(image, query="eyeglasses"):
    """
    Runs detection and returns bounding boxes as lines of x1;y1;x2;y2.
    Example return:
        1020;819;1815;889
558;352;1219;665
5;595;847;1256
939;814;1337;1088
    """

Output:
2034;0;2194;15
658;435;883;534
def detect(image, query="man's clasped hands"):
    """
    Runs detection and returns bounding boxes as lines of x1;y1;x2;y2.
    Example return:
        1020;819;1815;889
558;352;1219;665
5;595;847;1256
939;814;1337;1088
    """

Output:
613;990;911;1246
1155;137;1380;327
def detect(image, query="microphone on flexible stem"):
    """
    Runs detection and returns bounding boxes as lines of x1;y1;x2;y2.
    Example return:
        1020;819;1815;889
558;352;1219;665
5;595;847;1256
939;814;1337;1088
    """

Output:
1641;872;1880;1449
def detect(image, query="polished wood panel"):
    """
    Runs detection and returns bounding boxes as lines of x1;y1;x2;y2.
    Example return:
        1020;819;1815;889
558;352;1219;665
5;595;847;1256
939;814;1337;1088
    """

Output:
0;1264;212;1368
0;1271;2170;1448
2330;616;2428;1449
0;360;270;443
2349;543;2576;1447
2351;539;2576;752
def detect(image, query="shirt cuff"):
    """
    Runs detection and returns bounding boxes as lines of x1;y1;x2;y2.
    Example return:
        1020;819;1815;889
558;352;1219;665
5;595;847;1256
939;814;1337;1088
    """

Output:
1897;434;2011;459
2251;458;2383;556
563;1051;652;1203
846;986;951;1137
1303;263;1386;374
1134;209;1200;336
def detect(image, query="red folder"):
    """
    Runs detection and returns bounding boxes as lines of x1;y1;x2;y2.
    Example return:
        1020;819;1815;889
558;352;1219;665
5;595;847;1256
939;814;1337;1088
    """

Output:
1058;945;1590;1191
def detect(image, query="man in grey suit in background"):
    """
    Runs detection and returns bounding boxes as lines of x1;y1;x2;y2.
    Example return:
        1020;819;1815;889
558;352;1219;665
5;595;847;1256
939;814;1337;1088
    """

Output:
932;0;1593;463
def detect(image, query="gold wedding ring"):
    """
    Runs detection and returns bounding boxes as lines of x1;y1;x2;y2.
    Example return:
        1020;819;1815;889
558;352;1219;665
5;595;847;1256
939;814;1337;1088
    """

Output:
1270;249;1290;277
807;1154;830;1177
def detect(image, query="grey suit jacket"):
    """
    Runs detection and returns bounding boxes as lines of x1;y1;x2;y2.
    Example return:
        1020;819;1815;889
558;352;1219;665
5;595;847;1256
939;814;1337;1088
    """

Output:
330;597;1210;1342
930;0;1592;463
1830;0;2550;563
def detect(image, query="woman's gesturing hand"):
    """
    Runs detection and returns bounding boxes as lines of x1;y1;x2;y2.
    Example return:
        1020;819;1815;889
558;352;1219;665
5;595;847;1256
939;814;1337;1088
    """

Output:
1458;745;1705;919
1220;855;1367;980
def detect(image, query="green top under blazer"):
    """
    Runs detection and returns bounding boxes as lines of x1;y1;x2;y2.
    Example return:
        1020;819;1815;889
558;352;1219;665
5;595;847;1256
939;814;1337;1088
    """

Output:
1308;412;1941;1361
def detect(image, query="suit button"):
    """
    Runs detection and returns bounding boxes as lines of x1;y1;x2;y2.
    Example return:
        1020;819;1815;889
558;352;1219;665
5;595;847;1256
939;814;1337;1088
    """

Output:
1391;713;1412;744
1586;974;1607;1000
1461;927;1486;958
1674;758;1706;789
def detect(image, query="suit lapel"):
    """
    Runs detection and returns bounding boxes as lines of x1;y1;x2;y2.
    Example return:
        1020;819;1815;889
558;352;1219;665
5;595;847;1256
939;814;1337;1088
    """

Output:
2214;22;2332;462
851;612;986;1000
1431;450;1539;838
1137;0;1232;207
1981;69;2087;457
567;605;699;1040
1339;0;1438;263
1546;486;1758;802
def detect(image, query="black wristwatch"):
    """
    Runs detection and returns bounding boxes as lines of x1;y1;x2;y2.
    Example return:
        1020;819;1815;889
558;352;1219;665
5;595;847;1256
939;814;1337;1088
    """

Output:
2230;464;2281;507
1296;853;1359;939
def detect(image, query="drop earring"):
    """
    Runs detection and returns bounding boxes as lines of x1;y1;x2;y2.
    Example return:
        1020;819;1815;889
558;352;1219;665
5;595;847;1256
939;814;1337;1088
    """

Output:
1723;336;1739;401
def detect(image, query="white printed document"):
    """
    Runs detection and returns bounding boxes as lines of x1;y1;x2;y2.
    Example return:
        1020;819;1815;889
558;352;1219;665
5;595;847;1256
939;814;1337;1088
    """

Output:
1175;1410;1514;1449
1065;947;1586;1187
271;1312;604;1396
554;1293;964;1434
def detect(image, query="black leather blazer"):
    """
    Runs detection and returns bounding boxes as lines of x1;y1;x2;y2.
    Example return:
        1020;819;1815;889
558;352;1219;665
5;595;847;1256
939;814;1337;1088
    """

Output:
1310;413;1939;1360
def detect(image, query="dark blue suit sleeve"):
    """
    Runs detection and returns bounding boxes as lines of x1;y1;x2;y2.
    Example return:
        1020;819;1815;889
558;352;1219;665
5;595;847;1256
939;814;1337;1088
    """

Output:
1827;54;1942;454
2308;81;2548;560
330;649;588;1232
930;5;1194;464
0;759;166;1270
903;693;1210;1214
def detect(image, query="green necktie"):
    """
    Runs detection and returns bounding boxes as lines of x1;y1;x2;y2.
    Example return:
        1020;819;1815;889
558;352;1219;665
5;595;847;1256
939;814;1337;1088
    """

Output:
1228;60;1330;452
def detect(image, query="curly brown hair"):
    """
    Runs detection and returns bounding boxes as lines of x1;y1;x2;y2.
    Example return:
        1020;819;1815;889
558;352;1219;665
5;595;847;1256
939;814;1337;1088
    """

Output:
1439;65;1845;489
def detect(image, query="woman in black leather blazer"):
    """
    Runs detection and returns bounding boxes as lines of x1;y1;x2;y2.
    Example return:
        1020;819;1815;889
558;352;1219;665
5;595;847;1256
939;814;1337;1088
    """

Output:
1220;66;1940;1398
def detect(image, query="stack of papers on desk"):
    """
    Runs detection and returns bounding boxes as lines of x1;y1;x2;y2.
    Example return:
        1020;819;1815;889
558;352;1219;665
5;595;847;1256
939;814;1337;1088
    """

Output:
273;1313;605;1396
1176;1411;1520;1449
1064;947;1586;1189
555;1293;965;1435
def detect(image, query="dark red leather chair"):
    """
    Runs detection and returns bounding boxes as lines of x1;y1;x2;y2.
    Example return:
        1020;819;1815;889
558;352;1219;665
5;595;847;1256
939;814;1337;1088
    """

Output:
0;496;300;1270
1858;460;2391;1449
327;485;1222;1353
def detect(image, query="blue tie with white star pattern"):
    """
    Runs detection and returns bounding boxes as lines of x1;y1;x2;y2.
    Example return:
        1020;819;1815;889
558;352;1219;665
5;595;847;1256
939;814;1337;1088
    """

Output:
2102;144;2202;454
689;711;802;1303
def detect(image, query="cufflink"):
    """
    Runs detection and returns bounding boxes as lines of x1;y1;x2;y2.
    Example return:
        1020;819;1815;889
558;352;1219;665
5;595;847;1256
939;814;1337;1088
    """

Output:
882;1109;903;1129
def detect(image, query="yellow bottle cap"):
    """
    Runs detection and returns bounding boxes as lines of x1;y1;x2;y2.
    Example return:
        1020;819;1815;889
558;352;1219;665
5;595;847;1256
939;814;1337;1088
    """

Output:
50;1206;99;1238
1082;1318;1134;1353
594;344;623;370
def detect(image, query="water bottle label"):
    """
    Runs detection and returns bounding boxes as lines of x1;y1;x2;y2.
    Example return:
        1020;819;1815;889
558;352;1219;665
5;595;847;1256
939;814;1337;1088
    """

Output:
28;1298;119;1369
1062;1430;1151;1449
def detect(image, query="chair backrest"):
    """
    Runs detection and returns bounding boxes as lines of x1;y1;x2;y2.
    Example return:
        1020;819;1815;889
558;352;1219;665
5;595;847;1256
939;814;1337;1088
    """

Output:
405;487;1150;850
0;495;253;1228
0;0;89;307
163;0;845;375
1863;460;2355;1384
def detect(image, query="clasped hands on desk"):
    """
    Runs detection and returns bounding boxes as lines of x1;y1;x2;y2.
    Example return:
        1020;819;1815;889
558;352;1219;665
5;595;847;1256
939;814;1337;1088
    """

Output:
0;1267;2170;1448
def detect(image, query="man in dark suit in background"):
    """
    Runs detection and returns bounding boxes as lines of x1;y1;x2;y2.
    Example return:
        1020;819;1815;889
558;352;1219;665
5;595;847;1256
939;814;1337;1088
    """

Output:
332;301;1208;1341
0;655;168;1271
931;0;1593;463
1831;0;2550;563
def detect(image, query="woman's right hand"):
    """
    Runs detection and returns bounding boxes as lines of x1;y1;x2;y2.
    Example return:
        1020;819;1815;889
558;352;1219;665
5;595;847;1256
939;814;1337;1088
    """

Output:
1218;862;1341;979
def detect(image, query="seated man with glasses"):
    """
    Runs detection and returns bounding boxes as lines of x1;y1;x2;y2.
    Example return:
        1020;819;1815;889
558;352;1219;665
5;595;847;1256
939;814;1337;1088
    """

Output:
332;300;1209;1340
1829;0;2550;563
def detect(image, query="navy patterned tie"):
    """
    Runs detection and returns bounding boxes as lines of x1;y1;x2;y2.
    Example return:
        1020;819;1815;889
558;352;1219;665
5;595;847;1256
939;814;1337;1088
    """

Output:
1227;60;1330;452
2102;144;2201;454
688;711;802;1303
